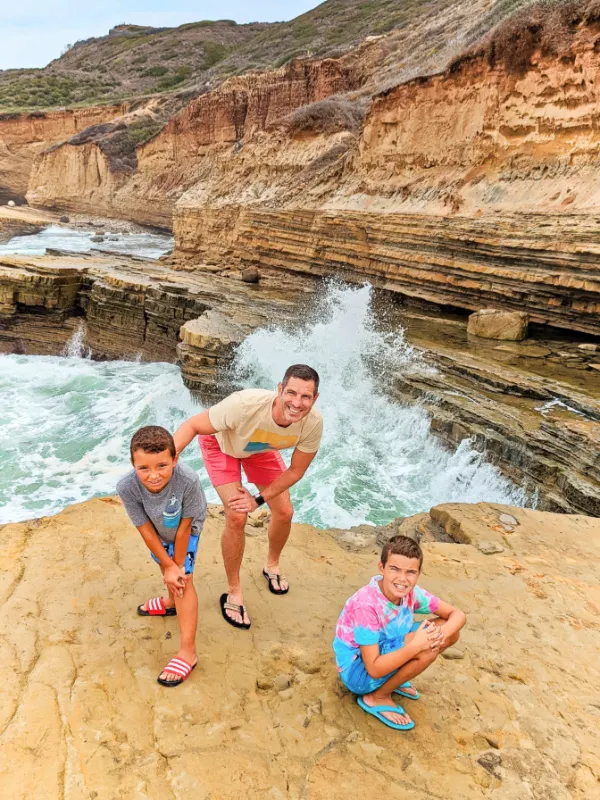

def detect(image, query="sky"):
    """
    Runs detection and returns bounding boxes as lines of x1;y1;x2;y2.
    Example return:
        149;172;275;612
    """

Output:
0;1;322;70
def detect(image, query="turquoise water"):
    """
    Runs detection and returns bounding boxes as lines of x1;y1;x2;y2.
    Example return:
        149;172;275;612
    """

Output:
0;283;528;528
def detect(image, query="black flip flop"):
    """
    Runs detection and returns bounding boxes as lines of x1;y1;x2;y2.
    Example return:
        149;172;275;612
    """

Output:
262;569;289;595
219;593;251;629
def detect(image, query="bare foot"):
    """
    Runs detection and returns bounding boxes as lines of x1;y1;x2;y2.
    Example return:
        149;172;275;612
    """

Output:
158;648;197;682
362;692;413;726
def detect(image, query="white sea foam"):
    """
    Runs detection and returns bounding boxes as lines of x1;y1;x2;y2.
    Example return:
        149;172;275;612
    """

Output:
230;282;529;527
61;321;91;359
0;224;173;259
0;282;529;527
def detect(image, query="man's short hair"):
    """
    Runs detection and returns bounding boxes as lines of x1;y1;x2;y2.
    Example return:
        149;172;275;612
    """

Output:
282;364;320;393
130;426;176;460
380;535;423;569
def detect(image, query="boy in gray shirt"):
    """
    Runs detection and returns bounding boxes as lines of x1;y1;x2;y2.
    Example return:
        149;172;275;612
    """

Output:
117;425;207;687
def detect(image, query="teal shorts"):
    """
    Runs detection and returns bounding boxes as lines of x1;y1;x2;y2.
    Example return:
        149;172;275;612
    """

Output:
151;533;199;575
340;620;422;695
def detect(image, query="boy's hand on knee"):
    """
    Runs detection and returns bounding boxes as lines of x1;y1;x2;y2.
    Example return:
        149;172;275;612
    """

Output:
413;620;444;654
163;563;186;598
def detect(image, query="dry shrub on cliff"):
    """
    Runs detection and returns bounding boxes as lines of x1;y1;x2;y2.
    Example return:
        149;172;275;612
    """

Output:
450;0;600;75
98;116;163;172
283;97;366;137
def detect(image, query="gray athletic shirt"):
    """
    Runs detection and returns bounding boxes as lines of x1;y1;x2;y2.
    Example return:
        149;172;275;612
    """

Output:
116;462;207;544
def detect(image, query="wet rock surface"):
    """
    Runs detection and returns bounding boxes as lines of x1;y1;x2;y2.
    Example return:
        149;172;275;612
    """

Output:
0;499;598;799
0;250;310;394
467;309;528;341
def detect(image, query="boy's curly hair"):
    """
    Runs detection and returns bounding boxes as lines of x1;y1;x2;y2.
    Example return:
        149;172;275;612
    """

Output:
380;535;423;569
130;426;176;460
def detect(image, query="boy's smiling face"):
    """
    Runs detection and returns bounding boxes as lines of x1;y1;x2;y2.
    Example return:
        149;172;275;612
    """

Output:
132;448;178;493
379;552;421;604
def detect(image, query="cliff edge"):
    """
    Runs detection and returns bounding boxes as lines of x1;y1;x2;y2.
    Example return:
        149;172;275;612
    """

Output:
0;499;598;798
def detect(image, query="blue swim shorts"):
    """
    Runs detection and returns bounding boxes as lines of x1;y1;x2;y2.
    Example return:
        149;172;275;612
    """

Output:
339;621;422;695
151;533;199;575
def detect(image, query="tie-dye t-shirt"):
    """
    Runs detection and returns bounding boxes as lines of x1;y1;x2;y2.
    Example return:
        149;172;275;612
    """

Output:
333;576;440;674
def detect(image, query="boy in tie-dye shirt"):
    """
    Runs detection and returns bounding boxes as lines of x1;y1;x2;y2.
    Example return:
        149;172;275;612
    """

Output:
333;535;466;731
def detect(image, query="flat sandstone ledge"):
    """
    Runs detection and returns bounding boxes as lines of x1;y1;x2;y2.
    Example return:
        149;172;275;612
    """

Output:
0;499;599;799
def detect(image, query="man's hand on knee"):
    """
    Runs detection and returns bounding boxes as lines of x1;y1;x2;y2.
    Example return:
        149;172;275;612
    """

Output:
228;486;257;514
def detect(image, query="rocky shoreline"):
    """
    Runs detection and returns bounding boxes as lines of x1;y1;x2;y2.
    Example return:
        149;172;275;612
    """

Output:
1;219;599;515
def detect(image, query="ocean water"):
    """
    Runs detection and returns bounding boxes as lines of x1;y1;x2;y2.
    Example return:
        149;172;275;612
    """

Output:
0;223;173;259
0;282;528;528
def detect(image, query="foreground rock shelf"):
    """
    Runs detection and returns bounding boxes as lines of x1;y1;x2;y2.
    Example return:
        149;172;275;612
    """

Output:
0;499;598;799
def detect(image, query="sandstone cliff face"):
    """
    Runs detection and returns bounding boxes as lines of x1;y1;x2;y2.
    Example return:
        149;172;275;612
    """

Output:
26;57;365;228
169;23;600;333
0;105;126;197
0;499;598;798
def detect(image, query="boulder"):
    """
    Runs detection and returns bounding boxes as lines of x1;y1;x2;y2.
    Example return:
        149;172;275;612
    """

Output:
467;308;528;341
241;267;260;283
59;215;70;223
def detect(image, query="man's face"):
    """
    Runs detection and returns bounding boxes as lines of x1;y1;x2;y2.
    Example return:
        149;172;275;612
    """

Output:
132;448;177;493
275;377;319;425
379;553;421;603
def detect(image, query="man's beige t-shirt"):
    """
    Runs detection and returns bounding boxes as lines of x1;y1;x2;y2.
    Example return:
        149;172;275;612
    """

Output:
208;389;323;459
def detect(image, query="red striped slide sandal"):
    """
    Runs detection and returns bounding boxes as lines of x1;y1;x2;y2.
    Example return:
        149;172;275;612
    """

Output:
157;657;197;687
137;597;177;616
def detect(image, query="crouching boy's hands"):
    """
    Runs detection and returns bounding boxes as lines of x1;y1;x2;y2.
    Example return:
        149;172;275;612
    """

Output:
411;620;445;654
163;563;187;598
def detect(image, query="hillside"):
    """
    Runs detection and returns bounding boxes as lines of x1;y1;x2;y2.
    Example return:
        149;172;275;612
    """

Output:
0;0;539;112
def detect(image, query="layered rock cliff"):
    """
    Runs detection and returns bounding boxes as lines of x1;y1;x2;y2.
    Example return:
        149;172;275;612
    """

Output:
20;11;600;334
0;499;598;798
0;105;126;198
26;56;367;228
171;19;600;334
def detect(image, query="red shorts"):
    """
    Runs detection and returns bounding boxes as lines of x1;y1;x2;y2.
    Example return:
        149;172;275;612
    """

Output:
199;435;286;488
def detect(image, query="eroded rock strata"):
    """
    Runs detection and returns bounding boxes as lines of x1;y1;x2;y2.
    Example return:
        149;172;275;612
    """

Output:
25;56;366;229
0;499;598;798
2;251;599;515
0;252;309;392
0;105;126;198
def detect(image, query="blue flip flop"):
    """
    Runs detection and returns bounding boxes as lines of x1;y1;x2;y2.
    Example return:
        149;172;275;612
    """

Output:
393;681;420;701
357;696;415;731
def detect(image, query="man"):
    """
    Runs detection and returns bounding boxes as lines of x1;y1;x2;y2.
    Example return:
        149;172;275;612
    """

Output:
173;364;322;629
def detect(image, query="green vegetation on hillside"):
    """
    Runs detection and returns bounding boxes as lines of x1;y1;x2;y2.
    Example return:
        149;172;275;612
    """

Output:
0;0;579;113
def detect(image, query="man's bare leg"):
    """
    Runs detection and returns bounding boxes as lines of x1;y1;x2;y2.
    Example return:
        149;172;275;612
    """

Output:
215;481;250;626
159;575;198;681
362;624;461;726
256;483;293;592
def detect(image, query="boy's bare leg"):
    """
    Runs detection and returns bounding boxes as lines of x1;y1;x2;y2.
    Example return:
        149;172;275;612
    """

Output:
215;481;250;626
362;624;461;726
159;575;198;681
256;483;293;592
140;565;175;611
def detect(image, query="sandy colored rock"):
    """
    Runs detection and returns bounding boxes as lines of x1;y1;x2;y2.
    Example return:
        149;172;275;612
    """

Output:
467;309;528;341
0;499;599;798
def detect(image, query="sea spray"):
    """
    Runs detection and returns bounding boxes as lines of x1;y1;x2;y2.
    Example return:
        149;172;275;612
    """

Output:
61;321;91;359
0;283;528;526
229;281;528;527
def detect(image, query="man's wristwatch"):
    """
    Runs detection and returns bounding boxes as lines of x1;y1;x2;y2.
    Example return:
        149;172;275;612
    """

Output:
254;494;266;507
